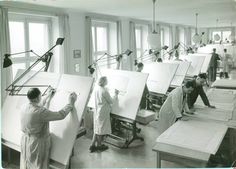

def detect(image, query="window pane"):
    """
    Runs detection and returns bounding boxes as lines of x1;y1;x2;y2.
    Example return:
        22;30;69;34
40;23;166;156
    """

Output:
222;31;231;42
30;61;45;71
12;63;26;79
212;31;221;42
96;27;107;51
29;22;49;56
135;29;141;48
9;21;25;58
96;54;108;69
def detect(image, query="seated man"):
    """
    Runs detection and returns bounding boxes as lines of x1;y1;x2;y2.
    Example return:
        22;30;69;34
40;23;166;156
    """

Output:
187;73;215;109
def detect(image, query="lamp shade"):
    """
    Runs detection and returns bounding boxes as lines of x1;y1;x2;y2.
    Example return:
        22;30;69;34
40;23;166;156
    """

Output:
147;32;161;50
192;33;201;44
3;55;13;68
214;34;221;41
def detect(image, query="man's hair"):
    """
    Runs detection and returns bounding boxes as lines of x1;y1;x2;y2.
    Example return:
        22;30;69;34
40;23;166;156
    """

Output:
198;73;207;79
137;62;144;68
27;88;41;100
184;80;195;88
224;48;227;52
213;48;216;51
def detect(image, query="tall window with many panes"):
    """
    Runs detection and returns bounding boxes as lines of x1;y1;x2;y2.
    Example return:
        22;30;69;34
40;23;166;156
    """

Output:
9;13;52;78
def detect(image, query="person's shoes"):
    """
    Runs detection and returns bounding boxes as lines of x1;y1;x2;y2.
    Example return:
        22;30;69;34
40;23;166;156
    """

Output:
89;145;97;153
97;144;109;151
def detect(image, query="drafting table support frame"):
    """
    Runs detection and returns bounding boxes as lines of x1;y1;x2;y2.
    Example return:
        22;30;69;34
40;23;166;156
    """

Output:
106;114;144;148
2;128;86;169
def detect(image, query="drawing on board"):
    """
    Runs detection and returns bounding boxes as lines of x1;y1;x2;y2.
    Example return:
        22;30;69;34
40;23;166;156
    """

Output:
2;70;94;166
88;69;148;121
142;62;178;94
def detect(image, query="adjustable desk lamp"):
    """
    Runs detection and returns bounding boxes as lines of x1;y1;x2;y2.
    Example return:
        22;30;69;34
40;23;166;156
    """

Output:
88;49;132;75
3;38;64;96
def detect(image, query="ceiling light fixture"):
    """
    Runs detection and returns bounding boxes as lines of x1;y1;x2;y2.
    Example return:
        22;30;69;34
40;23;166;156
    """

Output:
214;19;221;41
147;0;160;50
192;13;201;44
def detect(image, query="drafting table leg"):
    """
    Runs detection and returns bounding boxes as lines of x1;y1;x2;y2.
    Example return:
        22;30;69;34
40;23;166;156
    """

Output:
156;151;161;168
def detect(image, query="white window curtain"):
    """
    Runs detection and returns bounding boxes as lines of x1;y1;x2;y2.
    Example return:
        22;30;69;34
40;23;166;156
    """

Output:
116;20;122;69
129;21;137;71
58;14;70;74
0;7;12;106
85;16;93;76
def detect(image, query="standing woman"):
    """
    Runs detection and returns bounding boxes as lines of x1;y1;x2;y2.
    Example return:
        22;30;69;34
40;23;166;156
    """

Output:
90;76;119;152
20;88;77;169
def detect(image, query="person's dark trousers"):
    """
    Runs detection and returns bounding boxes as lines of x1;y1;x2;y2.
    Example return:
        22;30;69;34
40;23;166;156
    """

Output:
208;67;217;81
220;72;224;78
224;72;229;78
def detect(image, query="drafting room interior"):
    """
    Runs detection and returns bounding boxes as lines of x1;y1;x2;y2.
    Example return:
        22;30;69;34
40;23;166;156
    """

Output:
1;0;236;168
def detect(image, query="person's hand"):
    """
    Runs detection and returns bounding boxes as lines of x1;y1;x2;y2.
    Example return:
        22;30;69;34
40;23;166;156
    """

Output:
208;105;216;108
181;116;190;121
69;92;77;105
186;109;195;115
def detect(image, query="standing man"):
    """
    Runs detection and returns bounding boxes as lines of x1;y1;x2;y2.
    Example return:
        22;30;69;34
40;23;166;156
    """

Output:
20;88;77;169
208;48;220;82
187;73;215;109
159;81;195;133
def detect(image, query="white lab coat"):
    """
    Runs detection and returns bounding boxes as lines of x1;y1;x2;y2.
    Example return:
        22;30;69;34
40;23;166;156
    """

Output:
159;86;189;134
20;102;71;169
94;86;113;135
221;53;231;72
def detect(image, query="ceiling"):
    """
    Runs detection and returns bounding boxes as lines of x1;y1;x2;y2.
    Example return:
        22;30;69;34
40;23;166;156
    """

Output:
4;0;236;27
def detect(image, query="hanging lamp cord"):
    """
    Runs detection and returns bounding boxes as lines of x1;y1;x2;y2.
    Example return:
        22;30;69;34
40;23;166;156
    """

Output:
152;0;157;33
195;13;198;34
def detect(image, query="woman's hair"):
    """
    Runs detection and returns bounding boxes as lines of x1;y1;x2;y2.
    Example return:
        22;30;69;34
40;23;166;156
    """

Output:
198;73;207;79
98;76;107;86
27;88;41;100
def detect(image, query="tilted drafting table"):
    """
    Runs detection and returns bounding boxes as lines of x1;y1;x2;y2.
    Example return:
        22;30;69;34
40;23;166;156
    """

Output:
164;60;190;87
153;119;228;167
188;53;212;73
180;54;205;77
2;70;94;169
142;62;178;95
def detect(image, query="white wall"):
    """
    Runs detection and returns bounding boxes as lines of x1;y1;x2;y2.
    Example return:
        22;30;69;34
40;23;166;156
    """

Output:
66;11;87;76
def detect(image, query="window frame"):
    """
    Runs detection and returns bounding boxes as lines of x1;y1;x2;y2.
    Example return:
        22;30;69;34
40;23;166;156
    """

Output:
8;13;52;77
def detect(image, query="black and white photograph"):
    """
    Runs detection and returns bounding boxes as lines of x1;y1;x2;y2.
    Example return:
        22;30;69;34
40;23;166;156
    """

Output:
1;0;236;168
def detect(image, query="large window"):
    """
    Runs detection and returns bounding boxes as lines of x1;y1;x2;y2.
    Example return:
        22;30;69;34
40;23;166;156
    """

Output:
92;20;118;70
178;27;185;54
211;29;232;43
135;24;148;62
9;13;51;78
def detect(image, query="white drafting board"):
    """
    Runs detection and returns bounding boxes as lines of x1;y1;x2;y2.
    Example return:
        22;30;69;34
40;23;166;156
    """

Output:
87;69;148;121
164;60;190;87
156;119;228;154
188;53;212;73
142;62;178;94
180;54;205;77
2;70;94;166
187;105;232;122
212;79;236;89
195;88;235;112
